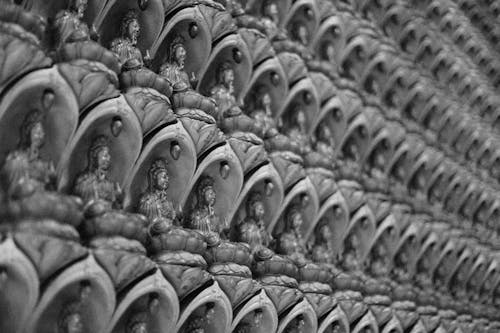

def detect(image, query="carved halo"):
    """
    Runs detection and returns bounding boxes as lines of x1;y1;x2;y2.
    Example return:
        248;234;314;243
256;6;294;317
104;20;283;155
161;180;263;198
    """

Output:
150;7;211;75
230;290;278;333
105;270;179;333
318;306;350;333
26;255;115;333
181;144;244;227
57;96;142;192
197;33;252;101
242;56;289;119
0;67;78;171
87;0;164;52
228;163;284;238
269;176;320;238
176;281;232;333
352;310;379;333
122;121;197;211
277;299;317;333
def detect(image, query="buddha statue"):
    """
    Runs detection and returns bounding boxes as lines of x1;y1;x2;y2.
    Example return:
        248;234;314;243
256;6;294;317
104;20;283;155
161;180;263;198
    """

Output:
54;0;98;48
367;236;391;277
182;303;216;333
285;315;306;333
363;140;389;191
138;159;177;226
337;135;363;180
248;86;280;138
275;205;309;265
392;240;412;283
57;283;91;333
126;311;149;333
341;230;363;272
234;191;272;253
285;107;311;155
291;23;309;46
415;246;434;289
310;219;336;265
209;61;263;136
110;10;150;71
186;176;222;237
1;105;83;236
72;135;148;246
234;309;264;333
260;0;286;40
314;123;336;163
158;36;216;114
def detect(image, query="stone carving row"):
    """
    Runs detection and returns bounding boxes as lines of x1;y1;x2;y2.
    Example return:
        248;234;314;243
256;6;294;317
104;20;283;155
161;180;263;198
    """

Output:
0;0;499;333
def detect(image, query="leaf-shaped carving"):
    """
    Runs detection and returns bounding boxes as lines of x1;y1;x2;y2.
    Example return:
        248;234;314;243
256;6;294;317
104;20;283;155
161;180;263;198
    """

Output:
214;275;261;308
239;27;275;66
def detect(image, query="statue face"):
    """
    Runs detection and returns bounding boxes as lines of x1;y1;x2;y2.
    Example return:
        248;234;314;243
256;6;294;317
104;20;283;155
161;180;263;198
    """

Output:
253;201;265;219
155;170;169;190
65;314;84;333
263;3;279;23
203;187;216;206
127;19;140;44
30;122;45;149
96;147;111;171
174;45;186;66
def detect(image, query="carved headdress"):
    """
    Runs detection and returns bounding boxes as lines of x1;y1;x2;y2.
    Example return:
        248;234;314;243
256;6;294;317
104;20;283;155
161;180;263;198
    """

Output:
87;135;109;171
148;158;168;190
19;109;45;149
246;191;263;216
168;35;186;62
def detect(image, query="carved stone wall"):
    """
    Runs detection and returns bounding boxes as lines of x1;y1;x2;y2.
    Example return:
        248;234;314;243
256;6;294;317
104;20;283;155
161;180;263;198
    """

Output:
0;0;500;332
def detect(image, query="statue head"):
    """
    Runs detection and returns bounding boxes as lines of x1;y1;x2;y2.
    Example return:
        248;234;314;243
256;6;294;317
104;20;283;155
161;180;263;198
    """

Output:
19;110;45;151
70;0;88;18
127;311;148;333
169;36;187;68
285;205;304;232
217;61;235;89
58;302;84;333
148;159;169;191
246;191;265;220
262;0;279;24
254;86;272;114
121;10;140;45
88;135;111;172
197;176;216;208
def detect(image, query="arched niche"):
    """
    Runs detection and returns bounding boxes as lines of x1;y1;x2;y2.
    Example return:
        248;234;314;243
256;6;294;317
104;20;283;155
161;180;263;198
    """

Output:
197;33;252;101
318;306;350;333
244;0;292;27
360;47;397;97
361;109;392;170
305;190;350;258
479;259;500;300
150;6;212;75
122;121;197;211
352;311;379;333
392;222;421;279
25;255;115;333
105;270;179;333
57;96;143;192
406;83;436;126
181;143;244;226
0;237;39;333
385;137;415;185
276;76;320;137
269;176;319;239
339;33;379;83
176;281;232;333
382;315;404;333
312;14;345;68
430;236;461;288
231;290;278;333
338;110;371;164
0;67;78;169
381;65;418;110
405;148;437;198
227;163;284;238
87;0;164;52
364;210;399;269
413;226;446;279
312;93;348;153
465;253;489;296
277;299;318;333
283;0;320;47
441;171;471;213
446;245;474;294
242;57;289;118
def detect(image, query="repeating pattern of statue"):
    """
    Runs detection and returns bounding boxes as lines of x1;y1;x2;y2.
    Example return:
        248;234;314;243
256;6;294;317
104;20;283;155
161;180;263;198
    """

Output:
1;0;500;332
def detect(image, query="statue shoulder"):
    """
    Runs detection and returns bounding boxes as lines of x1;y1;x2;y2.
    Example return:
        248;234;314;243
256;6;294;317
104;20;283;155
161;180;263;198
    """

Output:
72;171;95;194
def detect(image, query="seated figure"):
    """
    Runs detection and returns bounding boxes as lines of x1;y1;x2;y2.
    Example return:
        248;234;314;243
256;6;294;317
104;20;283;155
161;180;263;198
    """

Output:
310;220;340;273
54;0;97;47
275;205;333;292
234;191;272;253
1;105;83;239
362;141;389;191
341;231;364;273
110;10;147;70
72;135;148;249
234;309;264;333
284;107;311;156
158;36;216;114
186;176;222;237
260;0;287;40
249;87;299;153
314;123;336;164
209;61;263;136
367;238;391;278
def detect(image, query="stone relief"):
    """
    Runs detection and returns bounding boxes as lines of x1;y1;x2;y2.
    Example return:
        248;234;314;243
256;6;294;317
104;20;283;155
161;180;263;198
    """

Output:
0;0;499;332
